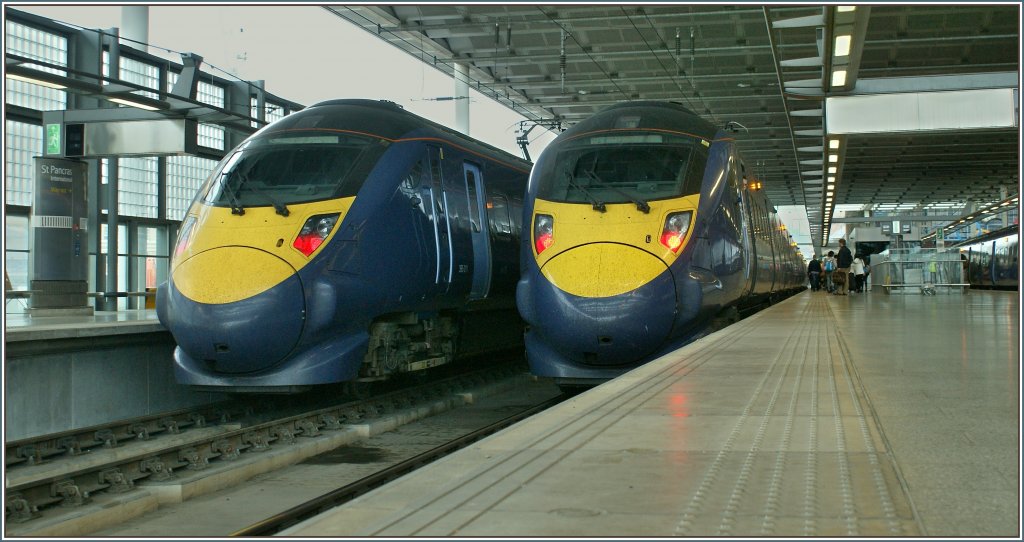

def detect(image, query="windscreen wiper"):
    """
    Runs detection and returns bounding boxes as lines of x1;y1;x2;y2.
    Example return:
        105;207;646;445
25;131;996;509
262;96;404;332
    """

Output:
222;174;245;215
565;172;607;213
583;170;651;214
236;170;290;217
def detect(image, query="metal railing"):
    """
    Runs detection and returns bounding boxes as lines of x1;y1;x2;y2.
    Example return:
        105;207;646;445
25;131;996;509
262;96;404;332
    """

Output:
871;248;968;295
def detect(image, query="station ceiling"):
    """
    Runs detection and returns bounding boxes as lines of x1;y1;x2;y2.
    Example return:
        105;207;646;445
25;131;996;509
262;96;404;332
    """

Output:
327;4;1020;243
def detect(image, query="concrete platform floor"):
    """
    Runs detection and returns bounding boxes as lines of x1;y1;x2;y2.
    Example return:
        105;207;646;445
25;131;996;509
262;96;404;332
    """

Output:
281;290;1019;537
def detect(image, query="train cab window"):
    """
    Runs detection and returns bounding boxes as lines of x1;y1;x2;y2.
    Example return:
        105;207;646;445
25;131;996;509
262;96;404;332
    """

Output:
535;133;708;204
202;130;386;209
399;159;424;205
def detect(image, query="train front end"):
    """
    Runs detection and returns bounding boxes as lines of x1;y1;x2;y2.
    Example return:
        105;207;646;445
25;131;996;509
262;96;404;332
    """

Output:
158;115;388;391
516;102;718;387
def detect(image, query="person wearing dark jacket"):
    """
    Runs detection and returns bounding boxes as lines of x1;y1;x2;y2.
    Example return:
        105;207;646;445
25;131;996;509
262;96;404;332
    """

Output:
807;255;822;291
835;238;853;295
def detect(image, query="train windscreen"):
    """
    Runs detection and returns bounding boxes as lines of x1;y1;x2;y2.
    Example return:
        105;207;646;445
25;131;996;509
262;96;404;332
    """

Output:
536;133;708;204
202;131;387;208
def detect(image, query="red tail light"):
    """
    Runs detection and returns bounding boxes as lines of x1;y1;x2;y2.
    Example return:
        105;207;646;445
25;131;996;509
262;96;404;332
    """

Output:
660;211;693;253
293;213;339;257
534;214;554;254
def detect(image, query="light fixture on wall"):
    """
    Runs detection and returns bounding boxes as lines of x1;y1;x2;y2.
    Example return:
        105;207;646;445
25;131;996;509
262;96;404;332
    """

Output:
106;96;161;111
6;72;67;89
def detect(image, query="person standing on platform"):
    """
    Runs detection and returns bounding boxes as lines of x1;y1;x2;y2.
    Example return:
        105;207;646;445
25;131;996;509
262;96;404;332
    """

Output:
835;239;853;296
807;255;822;291
823;250;837;293
851;253;866;293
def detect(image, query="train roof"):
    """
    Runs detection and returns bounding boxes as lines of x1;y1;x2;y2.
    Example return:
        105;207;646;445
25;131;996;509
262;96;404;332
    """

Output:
262;99;531;169
553;100;719;142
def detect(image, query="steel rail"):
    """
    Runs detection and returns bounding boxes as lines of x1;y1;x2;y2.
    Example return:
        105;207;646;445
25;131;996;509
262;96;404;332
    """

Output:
230;393;567;536
4;362;521;524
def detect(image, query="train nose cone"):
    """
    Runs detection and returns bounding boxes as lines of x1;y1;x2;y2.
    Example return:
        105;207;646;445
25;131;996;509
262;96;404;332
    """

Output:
166;247;305;374
537;243;676;365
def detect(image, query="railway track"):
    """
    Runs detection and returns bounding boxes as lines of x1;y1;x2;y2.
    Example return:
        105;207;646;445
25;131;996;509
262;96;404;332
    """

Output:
5;360;541;536
233;393;566;536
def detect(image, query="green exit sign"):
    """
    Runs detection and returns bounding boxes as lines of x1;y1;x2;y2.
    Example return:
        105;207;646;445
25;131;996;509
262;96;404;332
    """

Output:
46;123;61;155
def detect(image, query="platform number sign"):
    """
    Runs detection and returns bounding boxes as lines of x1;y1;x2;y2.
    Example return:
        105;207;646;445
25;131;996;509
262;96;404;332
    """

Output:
46;123;61;155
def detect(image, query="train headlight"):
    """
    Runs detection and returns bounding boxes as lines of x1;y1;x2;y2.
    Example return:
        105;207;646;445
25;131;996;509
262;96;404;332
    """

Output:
293;213;340;257
534;214;554;254
660;211;692;253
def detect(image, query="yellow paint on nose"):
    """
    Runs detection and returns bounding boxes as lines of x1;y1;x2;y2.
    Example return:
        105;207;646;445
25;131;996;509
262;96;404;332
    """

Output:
541;243;669;298
173;246;296;304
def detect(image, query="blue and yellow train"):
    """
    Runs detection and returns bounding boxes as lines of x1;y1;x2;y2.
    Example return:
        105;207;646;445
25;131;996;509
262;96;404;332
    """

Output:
516;101;806;389
956;224;1019;290
157;99;530;392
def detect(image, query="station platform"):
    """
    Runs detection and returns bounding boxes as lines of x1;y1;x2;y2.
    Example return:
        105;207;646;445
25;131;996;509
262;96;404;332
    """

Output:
282;289;1020;537
4;309;164;343
4;310;224;440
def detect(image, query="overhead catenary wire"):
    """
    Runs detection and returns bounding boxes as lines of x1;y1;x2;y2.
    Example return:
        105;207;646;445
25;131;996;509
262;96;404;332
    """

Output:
332;5;556;137
538;7;632;101
631;8;721;126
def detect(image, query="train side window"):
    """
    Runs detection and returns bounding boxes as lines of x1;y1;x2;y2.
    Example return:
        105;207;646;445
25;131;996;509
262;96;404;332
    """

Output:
488;195;512;239
510;197;523;238
401;159;423;198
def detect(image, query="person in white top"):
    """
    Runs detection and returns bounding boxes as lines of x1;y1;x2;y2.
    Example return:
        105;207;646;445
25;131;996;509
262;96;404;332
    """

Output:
851;254;866;293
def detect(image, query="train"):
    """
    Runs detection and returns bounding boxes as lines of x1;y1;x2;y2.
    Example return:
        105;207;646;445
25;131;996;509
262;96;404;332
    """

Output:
955;224;1019;289
515;101;806;390
157;99;531;393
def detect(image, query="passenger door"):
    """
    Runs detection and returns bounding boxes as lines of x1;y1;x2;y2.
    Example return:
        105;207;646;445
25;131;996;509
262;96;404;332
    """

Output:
463;162;492;299
427;146;452;293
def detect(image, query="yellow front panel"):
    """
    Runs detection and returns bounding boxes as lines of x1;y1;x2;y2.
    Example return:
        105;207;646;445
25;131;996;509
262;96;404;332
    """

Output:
173;197;355;272
532;196;699;298
174;246;296;304
532;195;699;267
171;198;354;303
541;243;668;298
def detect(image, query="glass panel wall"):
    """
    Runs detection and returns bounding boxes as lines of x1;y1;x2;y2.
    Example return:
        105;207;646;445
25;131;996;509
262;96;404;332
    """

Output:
118;157;159;218
5;20;67;110
5;120;42;206
166;155;217;220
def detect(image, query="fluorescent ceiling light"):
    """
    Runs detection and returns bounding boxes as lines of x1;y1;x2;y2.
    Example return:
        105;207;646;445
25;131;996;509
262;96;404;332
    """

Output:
829;139;840;150
828;154;839;163
832;70;847;86
828;176;836;182
6;72;67;89
834;35;852;57
828;184;835;189
828;167;837;173
107;97;160;111
837;6;856;12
